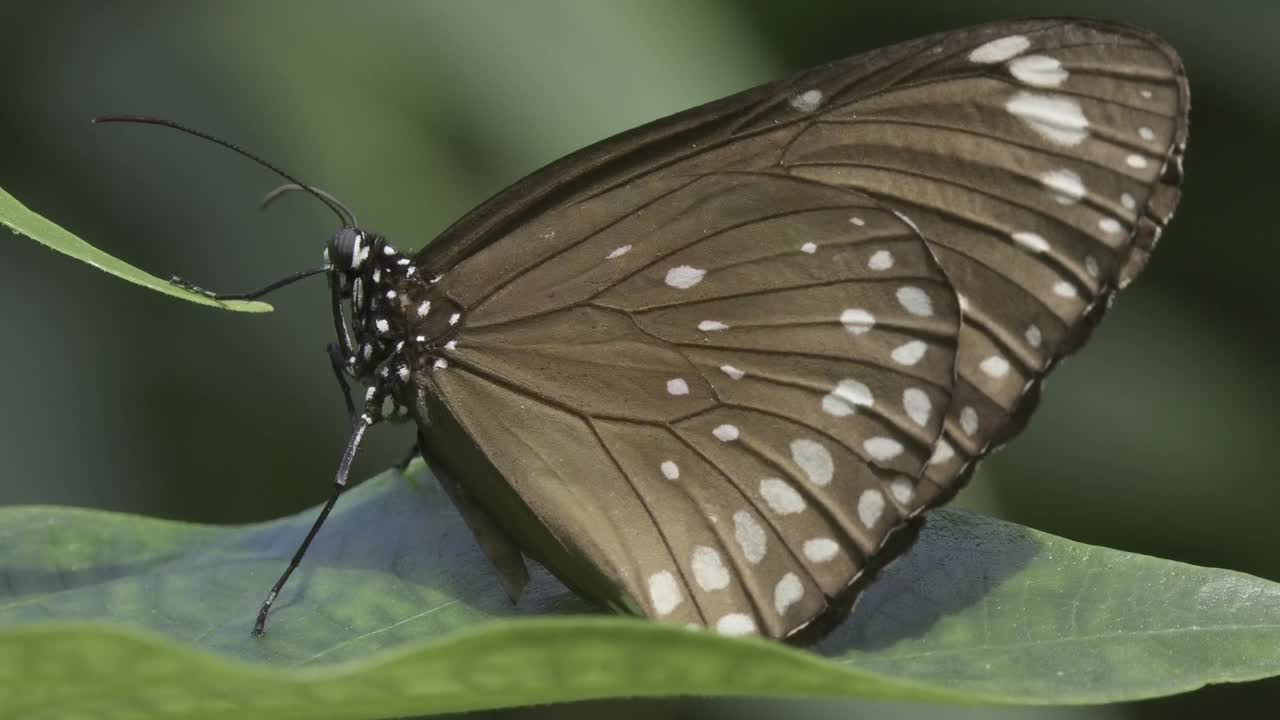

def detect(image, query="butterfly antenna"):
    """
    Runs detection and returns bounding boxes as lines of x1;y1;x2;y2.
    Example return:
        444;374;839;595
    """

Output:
92;115;355;228
261;183;359;227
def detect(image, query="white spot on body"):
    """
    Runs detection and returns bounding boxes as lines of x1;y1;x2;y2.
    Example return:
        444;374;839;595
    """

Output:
864;437;904;462
385;290;397;300
692;546;730;591
760;478;806;515
383;245;396;256
1026;324;1043;348
822;378;874;417
840;308;876;335
665;265;706;289
1040;169;1086;204
433;358;448;370
667;378;690;396
375;318;390;333
698;320;729;332
720;365;745;380
661;460;680;480
1009;54;1069;87
713;424;740;442
890;476;915;504
800;242;817;254
1006;91;1090;146
790;438;834;486
397;257;411;266
606;244;632;259
858;489;886;527
960;406;979;436
715;613;757;636
1013;232;1050;253
733;511;767;563
648;571;682;616
445;340;458;351
417;301;431;317
449;313;461;325
903;388;932;427
868;250;894;271
774;573;804;616
396;366;410;383
969;35;1030;63
803;538;840;563
891;340;927;366
980;355;1011;378
896;286;933;317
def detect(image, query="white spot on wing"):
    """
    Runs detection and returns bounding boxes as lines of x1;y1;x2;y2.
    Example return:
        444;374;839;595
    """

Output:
1126;154;1149;169
665;265;706;289
929;439;955;465
803;538;839;563
1121;192;1137;210
1006;91;1090;146
733;511;767;563
1040;169;1086;204
715;613;757;636
981;355;1011;378
712;424;740;442
667;378;690;396
789;88;823;113
858;489;886;528
1026;324;1043;348
890;476;915;504
960;406;979;436
903;388;932;427
720;365;745;380
891;340;927;366
698;320;729;332
849;216;866;226
790;438;834;487
1099;217;1124;235
1086;255;1100;278
692;546;730;591
660;460;680;480
800;242;817;254
774;573;804;616
1138;126;1155;141
864;437;904;462
868;249;894;271
760;478;806;515
969;35;1030;63
896;286;933;317
822;378;873;417
1054;281;1078;298
1009;54;1068;87
417;301;431;317
840;308;876;335
606;244;632;259
1012;231;1050;253
648;571;682;616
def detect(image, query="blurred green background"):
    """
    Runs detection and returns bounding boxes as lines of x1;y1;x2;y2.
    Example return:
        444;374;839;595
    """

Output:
1;1;1274;718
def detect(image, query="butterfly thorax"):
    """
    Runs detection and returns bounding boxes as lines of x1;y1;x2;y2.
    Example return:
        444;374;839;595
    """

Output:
326;227;460;422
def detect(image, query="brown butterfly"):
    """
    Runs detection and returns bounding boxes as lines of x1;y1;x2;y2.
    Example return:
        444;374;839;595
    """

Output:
105;17;1189;642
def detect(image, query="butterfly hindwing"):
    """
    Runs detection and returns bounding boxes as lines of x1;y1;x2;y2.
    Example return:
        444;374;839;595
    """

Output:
406;19;1188;639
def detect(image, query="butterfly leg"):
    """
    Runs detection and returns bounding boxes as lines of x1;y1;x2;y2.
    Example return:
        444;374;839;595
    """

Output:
253;412;372;636
326;342;356;420
169;266;329;301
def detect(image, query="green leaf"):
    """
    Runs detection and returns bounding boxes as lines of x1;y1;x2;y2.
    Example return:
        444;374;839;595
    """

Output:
2;464;1278;719
1;184;271;313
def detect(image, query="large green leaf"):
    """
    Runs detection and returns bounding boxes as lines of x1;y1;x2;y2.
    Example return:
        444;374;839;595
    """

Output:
2;463;1278;719
1;185;271;313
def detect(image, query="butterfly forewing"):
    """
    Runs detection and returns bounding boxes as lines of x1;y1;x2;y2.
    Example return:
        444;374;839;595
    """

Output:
406;19;1188;639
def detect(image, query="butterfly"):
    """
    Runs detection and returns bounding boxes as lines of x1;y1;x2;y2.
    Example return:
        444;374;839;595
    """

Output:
103;17;1188;642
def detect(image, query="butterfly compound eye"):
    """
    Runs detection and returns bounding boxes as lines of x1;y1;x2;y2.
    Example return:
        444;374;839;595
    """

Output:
328;227;366;271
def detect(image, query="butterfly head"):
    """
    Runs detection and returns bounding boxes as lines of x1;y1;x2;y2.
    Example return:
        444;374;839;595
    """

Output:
326;227;460;422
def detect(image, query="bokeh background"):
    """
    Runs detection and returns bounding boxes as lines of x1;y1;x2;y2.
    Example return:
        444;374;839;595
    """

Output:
1;1;1275;718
